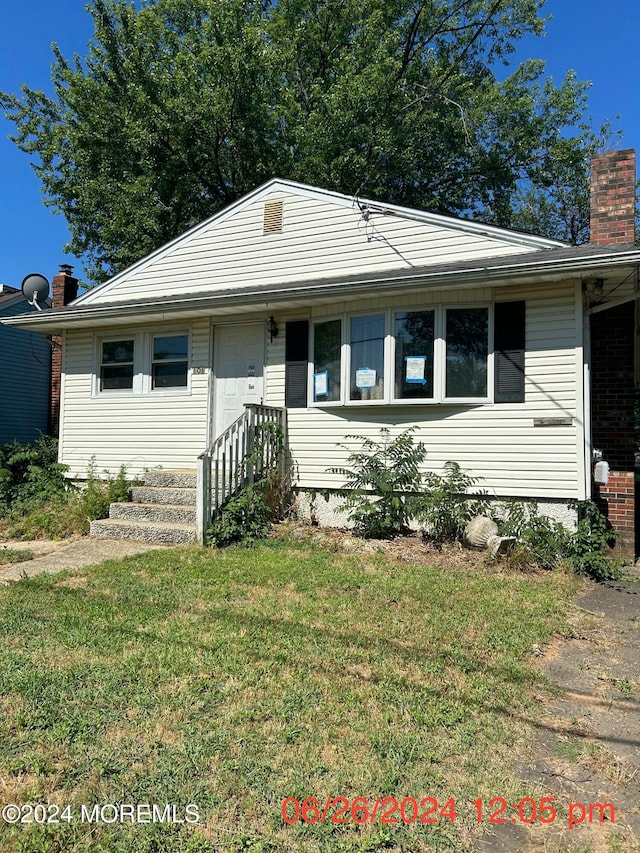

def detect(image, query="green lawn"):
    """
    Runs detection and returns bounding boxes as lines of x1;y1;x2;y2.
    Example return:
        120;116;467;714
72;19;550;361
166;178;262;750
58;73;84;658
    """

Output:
0;535;580;852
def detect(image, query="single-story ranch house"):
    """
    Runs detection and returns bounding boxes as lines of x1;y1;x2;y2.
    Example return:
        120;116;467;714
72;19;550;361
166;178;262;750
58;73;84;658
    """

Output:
3;150;638;552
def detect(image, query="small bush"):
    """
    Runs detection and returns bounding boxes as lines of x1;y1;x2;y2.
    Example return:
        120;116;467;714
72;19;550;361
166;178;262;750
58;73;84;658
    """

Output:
0;435;69;516
498;499;621;580
418;462;487;546
568;500;622;581
0;457;133;540
208;470;291;547
328;428;426;538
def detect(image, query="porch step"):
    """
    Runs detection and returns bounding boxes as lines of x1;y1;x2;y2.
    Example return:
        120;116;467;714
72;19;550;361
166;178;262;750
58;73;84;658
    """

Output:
130;486;197;506
143;469;196;488
90;518;196;545
109;502;196;525
90;468;198;545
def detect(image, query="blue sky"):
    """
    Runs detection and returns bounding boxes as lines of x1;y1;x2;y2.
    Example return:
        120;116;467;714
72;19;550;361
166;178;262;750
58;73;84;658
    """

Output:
1;0;639;290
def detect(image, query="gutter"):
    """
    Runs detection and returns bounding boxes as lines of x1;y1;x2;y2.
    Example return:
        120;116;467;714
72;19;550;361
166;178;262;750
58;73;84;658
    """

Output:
4;248;640;333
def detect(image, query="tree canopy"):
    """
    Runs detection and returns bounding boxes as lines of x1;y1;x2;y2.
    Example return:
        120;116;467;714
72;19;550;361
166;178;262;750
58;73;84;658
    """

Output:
1;0;617;283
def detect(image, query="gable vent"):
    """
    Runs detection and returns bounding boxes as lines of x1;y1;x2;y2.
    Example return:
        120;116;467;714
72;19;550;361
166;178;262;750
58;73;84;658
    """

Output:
263;200;284;234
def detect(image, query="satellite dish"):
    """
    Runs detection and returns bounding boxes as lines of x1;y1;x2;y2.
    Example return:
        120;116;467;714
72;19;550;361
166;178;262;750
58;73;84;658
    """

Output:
21;273;50;312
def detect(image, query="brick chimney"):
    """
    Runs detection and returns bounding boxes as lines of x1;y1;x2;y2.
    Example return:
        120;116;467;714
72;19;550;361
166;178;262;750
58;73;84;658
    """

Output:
589;149;636;245
49;264;79;437
588;149;637;557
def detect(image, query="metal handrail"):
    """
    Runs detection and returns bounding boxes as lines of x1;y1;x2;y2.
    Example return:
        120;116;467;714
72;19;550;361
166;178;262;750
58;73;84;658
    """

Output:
196;404;285;543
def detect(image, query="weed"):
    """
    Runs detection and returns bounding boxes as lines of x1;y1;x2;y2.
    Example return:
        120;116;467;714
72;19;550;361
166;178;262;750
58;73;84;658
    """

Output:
418;462;488;546
0;435;69;517
0;458;134;540
208;424;292;546
328;427;426;538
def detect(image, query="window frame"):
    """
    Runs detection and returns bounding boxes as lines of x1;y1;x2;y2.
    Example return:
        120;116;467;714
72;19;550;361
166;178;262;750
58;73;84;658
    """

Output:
309;316;345;407
440;304;493;404
347;310;388;406
308;304;494;407
148;331;191;395
92;328;192;398
95;334;141;396
391;307;437;404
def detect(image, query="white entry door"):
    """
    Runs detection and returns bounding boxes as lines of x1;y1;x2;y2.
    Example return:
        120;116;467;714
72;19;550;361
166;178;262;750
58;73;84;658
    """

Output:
214;323;265;439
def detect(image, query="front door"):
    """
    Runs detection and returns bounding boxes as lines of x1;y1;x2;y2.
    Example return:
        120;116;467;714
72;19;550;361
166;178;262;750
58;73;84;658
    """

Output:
213;322;265;439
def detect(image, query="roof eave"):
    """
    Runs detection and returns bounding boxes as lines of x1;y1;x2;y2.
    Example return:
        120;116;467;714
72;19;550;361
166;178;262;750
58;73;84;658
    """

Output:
4;247;640;333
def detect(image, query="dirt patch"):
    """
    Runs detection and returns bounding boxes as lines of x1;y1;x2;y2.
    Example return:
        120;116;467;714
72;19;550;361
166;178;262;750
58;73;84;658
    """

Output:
478;573;640;853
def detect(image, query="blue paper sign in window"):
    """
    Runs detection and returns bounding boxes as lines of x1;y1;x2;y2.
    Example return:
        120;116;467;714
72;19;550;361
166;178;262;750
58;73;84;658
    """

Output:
355;368;376;390
314;370;329;397
405;355;427;384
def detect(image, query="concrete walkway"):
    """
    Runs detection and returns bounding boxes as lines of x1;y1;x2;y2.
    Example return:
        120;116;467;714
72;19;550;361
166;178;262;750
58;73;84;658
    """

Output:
479;570;640;852
0;537;170;582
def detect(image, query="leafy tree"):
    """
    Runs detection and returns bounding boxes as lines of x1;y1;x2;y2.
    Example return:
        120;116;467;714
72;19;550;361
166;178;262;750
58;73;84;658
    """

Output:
1;0;617;283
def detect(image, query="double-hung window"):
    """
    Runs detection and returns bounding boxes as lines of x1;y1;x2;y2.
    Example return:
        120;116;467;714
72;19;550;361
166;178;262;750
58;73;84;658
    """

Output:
444;307;489;400
394;310;435;400
95;329;191;396
350;314;385;401
100;339;135;392
151;334;189;389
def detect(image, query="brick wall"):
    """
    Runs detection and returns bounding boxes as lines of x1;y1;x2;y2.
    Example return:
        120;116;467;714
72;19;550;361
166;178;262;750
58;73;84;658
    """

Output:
590;304;635;472
49;266;78;437
594;472;635;556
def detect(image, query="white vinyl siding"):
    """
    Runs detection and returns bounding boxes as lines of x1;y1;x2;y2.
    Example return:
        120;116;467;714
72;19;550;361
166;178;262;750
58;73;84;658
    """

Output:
273;280;584;501
60;319;211;478
78;190;541;306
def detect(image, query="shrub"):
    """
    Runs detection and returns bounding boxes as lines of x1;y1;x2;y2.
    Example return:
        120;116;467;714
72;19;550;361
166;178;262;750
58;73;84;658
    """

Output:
208;470;292;547
208;422;292;547
0;456;133;540
498;499;621;580
0;435;69;516
567;500;622;581
418;462;487;546
328;428;426;538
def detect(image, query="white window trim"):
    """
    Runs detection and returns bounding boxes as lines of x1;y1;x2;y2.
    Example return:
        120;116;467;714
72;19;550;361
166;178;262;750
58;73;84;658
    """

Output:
309;316;345;407
309;305;494;407
346;310;388;406
391;306;436;405
440;304;493;405
92;327;192;398
93;333;143;397
145;330;192;396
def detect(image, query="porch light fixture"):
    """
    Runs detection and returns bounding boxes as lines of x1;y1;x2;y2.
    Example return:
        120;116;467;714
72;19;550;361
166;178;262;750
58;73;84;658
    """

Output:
584;277;604;297
268;315;279;343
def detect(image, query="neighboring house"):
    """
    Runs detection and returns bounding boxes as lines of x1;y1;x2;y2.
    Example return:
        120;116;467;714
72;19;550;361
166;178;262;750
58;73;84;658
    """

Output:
3;151;638;553
0;284;51;444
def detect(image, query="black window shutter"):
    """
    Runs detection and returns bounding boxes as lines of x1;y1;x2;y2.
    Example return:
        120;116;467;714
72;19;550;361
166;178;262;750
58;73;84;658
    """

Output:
285;320;309;407
494;301;525;403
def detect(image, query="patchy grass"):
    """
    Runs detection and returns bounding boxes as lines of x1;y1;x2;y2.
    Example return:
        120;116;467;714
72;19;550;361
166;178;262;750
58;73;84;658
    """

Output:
0;538;580;852
0;545;34;565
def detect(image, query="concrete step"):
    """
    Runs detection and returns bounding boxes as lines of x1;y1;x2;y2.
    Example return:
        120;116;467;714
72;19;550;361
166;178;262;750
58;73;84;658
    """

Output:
109;502;196;525
130;486;197;506
143;469;196;488
90;518;196;545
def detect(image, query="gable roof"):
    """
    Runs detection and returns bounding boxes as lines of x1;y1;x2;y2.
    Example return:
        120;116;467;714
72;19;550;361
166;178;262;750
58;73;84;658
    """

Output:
73;178;566;308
